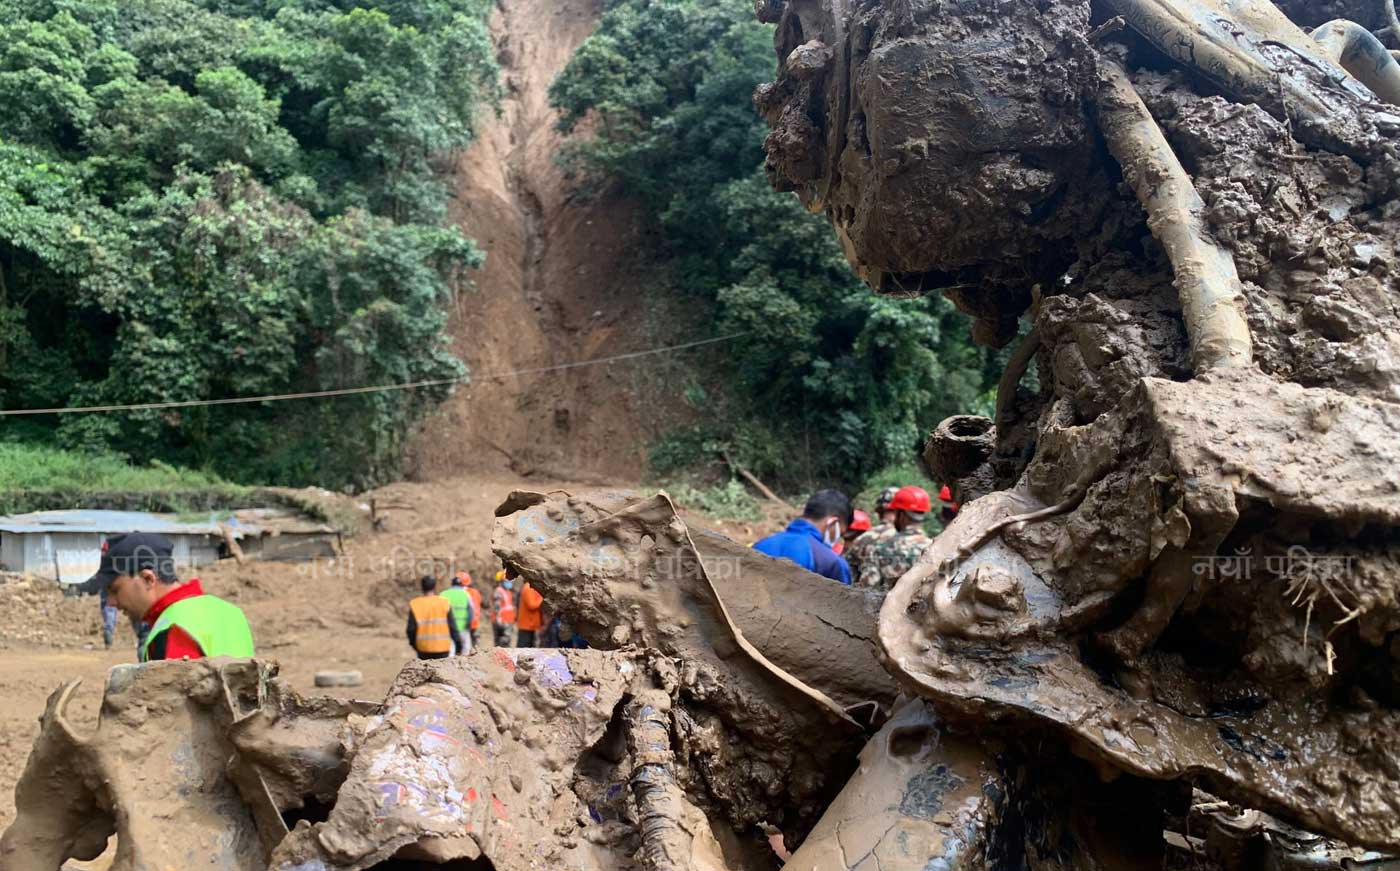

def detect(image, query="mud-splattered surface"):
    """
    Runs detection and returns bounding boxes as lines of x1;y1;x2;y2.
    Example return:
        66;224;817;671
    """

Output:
492;491;882;837
760;0;1400;856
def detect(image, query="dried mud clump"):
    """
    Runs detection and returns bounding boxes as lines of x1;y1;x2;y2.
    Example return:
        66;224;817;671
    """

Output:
755;0;1111;336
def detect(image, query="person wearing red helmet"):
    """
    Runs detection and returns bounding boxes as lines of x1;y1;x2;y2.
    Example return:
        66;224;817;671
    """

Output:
938;484;960;525
833;509;872;556
844;488;899;580
857;485;933;592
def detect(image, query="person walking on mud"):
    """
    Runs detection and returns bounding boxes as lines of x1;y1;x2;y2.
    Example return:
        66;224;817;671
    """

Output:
440;571;475;655
82;533;253;662
407;574;462;661
753;489;854;584
858;486;934;593
492;569;516;648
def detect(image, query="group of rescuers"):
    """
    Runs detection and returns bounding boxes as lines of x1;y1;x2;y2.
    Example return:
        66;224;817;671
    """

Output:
80;531;584;663
753;484;959;590
405;566;585;659
77;482;954;664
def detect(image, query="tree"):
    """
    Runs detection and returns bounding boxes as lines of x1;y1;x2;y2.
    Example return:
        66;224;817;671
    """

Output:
0;0;497;488
551;0;998;489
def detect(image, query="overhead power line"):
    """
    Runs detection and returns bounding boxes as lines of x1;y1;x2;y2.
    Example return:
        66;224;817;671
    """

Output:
0;333;745;417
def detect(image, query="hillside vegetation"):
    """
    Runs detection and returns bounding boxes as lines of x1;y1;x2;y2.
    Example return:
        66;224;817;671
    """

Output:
551;0;1001;491
0;0;497;489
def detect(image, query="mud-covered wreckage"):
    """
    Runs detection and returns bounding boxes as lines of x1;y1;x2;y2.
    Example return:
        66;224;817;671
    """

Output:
5;0;1400;868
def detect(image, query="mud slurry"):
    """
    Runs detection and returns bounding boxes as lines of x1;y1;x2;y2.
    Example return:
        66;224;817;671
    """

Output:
761;0;1400;858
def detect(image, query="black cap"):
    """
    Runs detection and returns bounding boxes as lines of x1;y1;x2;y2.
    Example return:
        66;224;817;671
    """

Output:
79;533;176;594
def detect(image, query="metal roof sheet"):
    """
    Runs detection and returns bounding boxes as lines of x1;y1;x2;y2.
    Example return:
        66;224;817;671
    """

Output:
0;508;334;537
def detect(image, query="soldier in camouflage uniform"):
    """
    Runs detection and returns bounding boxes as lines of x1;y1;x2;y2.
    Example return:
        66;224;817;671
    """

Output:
844;486;899;582
857;486;934;593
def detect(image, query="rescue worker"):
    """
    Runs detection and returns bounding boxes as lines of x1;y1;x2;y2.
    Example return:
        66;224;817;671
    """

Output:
858;486;934;593
493;569;516;648
83;533;253;662
407;575;463;661
834;509;872;556
845;489;899;581
440;571;475;655
753;489;853;584
875;486;899;525
466;577;484;649
938;484;960;525
515;579;544;647
99;586;119;649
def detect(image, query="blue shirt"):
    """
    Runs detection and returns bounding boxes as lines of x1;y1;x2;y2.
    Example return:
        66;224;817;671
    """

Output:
753;518;852;584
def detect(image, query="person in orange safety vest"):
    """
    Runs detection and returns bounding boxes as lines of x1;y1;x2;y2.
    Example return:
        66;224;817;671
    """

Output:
407;575;463;660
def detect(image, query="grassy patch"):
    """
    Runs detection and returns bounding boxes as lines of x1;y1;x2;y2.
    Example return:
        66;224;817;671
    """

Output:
0;444;360;533
0;443;249;515
664;479;764;522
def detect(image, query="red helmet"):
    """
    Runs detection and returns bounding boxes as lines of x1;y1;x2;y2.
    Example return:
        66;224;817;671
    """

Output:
889;486;931;516
849;510;872;532
938;484;960;513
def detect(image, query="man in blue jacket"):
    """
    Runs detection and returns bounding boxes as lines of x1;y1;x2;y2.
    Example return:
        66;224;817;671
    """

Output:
753;489;853;584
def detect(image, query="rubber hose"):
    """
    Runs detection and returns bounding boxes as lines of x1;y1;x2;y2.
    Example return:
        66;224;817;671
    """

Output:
1313;19;1400;105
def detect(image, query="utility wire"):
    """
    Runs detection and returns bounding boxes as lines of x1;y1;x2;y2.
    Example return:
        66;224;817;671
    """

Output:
0;333;744;417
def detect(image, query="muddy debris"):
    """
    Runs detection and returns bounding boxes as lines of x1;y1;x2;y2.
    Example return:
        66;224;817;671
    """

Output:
759;0;1400;862
7;0;1400;867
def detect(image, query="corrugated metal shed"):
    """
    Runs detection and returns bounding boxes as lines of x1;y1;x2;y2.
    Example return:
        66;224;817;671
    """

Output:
0;509;337;583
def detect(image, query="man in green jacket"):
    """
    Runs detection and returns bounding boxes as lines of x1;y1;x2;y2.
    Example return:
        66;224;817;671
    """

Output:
440;571;475;654
83;533;254;662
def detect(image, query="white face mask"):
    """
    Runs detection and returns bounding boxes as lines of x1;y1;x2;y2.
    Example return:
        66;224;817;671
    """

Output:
823;521;843;548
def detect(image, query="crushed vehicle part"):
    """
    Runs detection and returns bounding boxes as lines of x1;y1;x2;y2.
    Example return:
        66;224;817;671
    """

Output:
779;698;1002;870
493;490;895;836
881;371;1400;850
493;489;897;716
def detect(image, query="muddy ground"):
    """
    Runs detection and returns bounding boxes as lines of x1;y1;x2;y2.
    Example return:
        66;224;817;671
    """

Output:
0;473;784;840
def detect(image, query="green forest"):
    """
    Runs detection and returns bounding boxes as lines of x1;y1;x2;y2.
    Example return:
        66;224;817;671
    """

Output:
551;0;999;490
0;0;497;488
0;0;995;500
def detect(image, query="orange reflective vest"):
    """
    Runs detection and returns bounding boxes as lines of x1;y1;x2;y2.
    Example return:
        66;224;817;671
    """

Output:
517;583;544;632
409;595;453;654
468;588;482;629
494;587;516;625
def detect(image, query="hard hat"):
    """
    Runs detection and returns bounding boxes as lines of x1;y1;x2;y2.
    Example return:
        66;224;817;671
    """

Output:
875;486;900;512
455;570;471;585
890;486;931;518
494;569;506;583
850;510;872;532
938;484;960;513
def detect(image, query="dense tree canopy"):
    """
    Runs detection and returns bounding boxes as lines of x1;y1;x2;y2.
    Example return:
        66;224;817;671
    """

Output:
551;0;999;488
0;0;496;488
